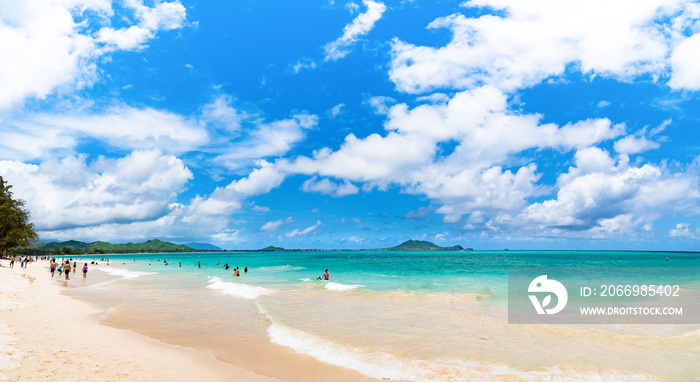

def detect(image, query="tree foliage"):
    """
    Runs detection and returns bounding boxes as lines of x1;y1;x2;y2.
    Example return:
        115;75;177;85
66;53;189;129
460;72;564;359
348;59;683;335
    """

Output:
0;176;38;257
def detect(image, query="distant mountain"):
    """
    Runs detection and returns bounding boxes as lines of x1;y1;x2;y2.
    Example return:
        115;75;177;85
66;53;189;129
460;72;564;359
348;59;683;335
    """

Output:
258;246;286;252
390;239;465;251
185;242;222;251
33;239;195;254
36;240;92;251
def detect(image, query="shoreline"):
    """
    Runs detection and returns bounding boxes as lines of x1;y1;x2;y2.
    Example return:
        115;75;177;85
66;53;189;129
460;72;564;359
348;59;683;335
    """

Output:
0;259;280;382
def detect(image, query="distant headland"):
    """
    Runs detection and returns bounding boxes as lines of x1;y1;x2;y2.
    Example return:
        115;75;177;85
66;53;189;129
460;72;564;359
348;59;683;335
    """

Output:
10;239;471;256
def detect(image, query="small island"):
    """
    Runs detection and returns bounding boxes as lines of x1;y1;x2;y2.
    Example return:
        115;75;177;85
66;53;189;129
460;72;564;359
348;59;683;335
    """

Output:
388;239;468;251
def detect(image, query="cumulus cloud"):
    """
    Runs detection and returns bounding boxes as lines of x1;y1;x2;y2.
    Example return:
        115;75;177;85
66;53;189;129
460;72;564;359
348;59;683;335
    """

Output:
0;149;192;231
96;0;186;51
280;86;622;209
669;33;700;90
183;160;287;225
668;223;697;238
0;0;186;110
324;0;386;61
388;0;696;94
510;149;698;235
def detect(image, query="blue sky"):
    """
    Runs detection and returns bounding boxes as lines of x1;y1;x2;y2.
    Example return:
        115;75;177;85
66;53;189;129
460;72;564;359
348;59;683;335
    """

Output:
1;0;700;250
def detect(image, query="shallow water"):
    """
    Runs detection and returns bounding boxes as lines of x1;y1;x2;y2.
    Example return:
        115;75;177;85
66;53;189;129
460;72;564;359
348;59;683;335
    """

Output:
62;251;700;381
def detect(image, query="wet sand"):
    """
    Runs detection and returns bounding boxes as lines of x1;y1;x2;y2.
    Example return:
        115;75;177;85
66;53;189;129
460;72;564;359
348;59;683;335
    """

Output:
0;259;280;382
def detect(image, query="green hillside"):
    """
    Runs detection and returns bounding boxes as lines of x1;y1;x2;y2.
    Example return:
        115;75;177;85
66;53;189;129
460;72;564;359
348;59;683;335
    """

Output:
30;239;195;255
390;239;464;251
257;246;286;252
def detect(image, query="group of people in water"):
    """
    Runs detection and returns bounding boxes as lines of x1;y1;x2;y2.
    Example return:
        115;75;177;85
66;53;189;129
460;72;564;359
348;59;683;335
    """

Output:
159;260;249;277
29;255;330;283
48;258;89;280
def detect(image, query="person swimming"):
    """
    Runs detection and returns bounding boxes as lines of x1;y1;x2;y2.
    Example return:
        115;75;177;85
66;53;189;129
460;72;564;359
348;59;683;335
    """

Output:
317;269;329;280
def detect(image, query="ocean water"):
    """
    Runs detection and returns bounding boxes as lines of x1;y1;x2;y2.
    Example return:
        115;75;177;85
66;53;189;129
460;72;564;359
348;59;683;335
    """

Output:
63;250;700;381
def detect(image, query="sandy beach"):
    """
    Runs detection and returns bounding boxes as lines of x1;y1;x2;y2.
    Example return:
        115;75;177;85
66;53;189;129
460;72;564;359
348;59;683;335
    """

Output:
0;259;280;382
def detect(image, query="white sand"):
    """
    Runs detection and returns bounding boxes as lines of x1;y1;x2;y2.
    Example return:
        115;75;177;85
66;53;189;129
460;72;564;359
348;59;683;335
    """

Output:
0;259;281;382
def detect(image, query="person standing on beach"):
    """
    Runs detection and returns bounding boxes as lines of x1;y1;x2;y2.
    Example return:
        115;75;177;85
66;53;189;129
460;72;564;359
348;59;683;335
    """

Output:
50;259;57;277
64;261;71;280
82;263;88;278
73;261;77;273
9;256;14;268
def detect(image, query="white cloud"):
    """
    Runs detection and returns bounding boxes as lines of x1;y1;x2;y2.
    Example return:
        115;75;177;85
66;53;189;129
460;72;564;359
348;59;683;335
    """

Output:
366;96;396;115
213;114;318;169
346;235;364;243
614;135;661;155
669;223;696;238
27;105;209;155
286;220;322;237
345;1;360;13
260;217;294;232
0;149;192;231
0;122;77;161
184;160;287;224
281;86;623;203
276;77;698;240
27;156;295;243
301;176;359;197
96;0;186;51
511;149;698;235
201;95;245;133
280;131;437;183
0;0;186;110
669;33;700;90
324;0;386;61
388;0;688;94
227;161;287;196
292;59;317;73
650;119;672;136
330;103;345;117
211;228;246;244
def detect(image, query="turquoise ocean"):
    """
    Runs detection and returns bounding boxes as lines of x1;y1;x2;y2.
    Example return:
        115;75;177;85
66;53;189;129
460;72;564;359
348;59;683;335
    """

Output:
62;250;700;381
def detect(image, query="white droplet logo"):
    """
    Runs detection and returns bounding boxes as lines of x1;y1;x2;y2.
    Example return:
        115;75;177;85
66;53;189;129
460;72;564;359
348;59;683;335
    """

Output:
528;275;568;315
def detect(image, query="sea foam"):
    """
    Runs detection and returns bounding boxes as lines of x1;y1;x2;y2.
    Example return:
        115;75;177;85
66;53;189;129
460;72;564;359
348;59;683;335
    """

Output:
256;303;658;382
324;282;363;291
97;267;156;279
206;277;272;300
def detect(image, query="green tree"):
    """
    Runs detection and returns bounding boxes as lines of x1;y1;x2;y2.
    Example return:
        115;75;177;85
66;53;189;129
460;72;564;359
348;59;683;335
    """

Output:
0;176;38;257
